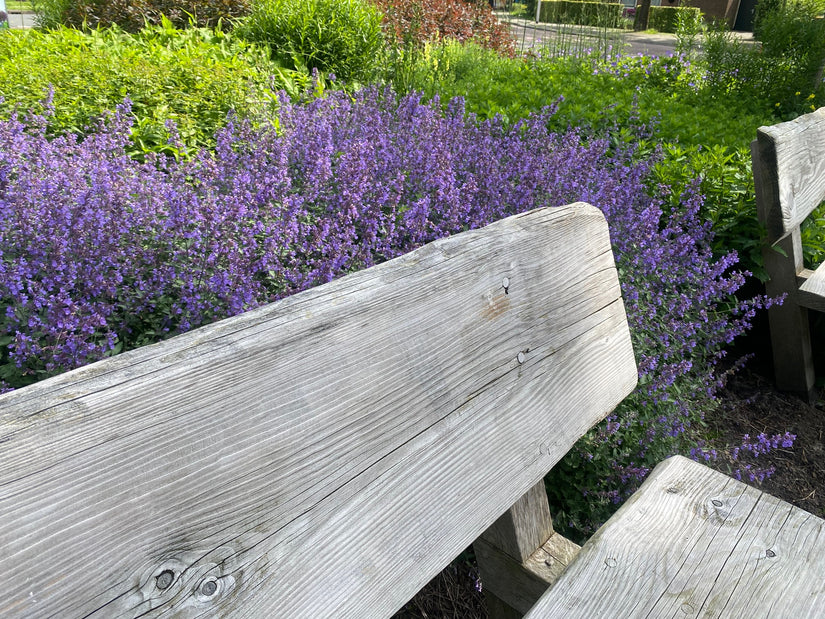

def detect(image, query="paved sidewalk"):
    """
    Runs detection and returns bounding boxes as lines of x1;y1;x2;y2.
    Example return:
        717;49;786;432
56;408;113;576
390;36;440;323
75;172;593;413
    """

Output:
503;15;756;56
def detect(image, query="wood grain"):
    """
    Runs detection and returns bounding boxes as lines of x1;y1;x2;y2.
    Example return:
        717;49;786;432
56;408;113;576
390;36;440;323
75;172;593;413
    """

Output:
0;203;637;618
475;531;580;615
525;456;825;618
754;106;825;242
476;480;563;616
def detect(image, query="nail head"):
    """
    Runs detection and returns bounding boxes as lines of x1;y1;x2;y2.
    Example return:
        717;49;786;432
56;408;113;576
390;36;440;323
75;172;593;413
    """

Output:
517;352;525;364
766;549;776;558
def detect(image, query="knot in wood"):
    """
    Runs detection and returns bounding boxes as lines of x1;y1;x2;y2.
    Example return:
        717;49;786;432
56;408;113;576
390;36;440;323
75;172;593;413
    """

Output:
156;570;175;590
200;578;218;597
711;499;723;507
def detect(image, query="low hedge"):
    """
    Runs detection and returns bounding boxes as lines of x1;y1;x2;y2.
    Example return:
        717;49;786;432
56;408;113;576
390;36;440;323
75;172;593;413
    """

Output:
34;0;251;30
648;5;702;33
538;1;624;28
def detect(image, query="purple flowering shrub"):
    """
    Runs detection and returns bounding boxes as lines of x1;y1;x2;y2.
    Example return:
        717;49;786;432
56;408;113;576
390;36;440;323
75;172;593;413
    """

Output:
0;87;771;538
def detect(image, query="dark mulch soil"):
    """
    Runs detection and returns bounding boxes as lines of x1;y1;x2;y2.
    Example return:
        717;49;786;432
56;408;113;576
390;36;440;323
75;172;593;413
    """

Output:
397;325;825;617
706;362;825;519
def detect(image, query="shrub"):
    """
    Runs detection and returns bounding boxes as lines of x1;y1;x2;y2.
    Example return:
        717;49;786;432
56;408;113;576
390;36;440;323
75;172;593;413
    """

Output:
34;0;251;30
538;0;624;27
703;8;825;117
371;0;514;54
648;5;702;33
234;0;384;83
400;42;768;147
0;25;279;157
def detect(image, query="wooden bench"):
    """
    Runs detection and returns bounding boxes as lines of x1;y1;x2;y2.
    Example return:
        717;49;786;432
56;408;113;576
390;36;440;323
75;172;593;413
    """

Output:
753;107;825;402
1;203;823;618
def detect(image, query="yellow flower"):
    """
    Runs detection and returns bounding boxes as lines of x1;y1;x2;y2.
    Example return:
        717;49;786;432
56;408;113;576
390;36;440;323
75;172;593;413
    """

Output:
775;102;781;107
809;94;816;100
795;91;801;96
813;105;817;111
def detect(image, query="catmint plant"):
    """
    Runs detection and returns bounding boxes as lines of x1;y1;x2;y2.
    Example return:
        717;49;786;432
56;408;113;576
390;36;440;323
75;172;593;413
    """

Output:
0;87;775;537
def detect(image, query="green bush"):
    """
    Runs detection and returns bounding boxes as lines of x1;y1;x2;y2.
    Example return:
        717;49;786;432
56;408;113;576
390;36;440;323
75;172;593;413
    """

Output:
703;9;825;118
234;0;384;83
538;0;624;27
649;5;702;33
0;25;280;157
33;0;251;30
401;41;767;147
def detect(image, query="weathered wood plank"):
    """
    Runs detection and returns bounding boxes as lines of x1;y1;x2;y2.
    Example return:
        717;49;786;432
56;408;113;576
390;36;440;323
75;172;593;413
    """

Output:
479;480;555;564
0;203;637;618
475;480;574;617
525;456;825;618
475;531;580;616
799;262;825;311
753;137;817;401
754;107;825;242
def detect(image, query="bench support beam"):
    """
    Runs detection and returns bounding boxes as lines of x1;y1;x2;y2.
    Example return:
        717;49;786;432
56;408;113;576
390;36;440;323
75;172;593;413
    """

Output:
474;480;580;617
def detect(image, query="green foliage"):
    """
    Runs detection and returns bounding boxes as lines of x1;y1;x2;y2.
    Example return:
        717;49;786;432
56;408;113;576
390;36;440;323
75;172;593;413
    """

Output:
752;0;781;37
648;5;702;33
0;25;281;156
234;0;384;83
400;41;767;148
33;0;251;30
703;7;825;116
538;0;624;27
652;144;767;278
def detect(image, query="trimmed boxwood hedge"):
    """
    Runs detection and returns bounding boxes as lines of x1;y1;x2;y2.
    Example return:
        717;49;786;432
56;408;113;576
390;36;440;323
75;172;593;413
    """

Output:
538;0;624;27
648;5;702;33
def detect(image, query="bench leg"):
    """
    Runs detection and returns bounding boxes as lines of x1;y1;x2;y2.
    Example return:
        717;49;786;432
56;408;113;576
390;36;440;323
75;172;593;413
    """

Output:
763;231;817;402
473;480;580;618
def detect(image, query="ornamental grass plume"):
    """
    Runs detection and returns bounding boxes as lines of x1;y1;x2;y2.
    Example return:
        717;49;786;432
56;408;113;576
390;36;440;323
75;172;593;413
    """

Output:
0;88;773;528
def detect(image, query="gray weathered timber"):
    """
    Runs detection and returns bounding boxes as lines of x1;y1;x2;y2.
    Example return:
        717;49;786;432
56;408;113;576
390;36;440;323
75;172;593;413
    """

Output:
526;455;825;618
475;480;578;616
475;530;579;615
755;106;825;242
752;108;825;401
799;262;825;311
0;203;638;618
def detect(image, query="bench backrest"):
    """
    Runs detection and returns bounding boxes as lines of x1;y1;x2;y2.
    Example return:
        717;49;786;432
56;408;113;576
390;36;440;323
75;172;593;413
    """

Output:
753;107;825;243
0;203;637;618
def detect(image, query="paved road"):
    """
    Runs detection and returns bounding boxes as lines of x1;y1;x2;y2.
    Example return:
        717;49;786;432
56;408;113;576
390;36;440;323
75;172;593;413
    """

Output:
504;15;755;56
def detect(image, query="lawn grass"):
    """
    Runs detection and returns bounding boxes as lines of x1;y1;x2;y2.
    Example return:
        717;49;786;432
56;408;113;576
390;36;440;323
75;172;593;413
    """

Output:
5;1;33;11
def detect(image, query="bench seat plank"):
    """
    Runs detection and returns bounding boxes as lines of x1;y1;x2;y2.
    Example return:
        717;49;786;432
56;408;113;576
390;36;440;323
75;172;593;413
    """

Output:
798;261;825;311
0;204;637;618
526;456;825;618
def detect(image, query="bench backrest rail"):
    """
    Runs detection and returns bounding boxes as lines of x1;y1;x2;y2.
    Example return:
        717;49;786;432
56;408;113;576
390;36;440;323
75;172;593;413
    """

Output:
0;203;637;618
754;106;825;244
752;107;825;401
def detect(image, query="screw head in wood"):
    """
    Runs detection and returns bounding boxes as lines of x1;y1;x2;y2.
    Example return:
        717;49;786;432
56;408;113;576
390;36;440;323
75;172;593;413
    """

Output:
766;549;776;558
517;351;525;364
604;557;617;568
156;570;175;590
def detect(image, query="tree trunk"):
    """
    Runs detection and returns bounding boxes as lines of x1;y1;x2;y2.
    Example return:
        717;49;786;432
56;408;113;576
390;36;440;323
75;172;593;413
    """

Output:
634;0;651;30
